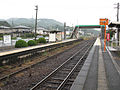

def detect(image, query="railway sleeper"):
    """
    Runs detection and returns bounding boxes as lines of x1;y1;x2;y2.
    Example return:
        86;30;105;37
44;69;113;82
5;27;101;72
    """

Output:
53;74;67;78
46;81;62;84
64;65;76;68
58;70;70;74
54;73;69;77
62;68;72;71
41;83;59;89
51;77;65;81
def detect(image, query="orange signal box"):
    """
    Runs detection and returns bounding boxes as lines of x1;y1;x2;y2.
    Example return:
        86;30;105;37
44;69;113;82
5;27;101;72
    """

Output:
100;18;109;25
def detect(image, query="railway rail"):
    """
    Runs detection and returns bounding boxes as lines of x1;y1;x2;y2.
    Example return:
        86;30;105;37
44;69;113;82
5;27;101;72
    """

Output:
30;39;95;90
0;39;81;66
0;38;96;90
0;39;82;81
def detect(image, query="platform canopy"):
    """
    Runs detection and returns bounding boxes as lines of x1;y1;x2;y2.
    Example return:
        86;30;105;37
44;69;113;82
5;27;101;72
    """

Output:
75;25;105;28
108;22;120;28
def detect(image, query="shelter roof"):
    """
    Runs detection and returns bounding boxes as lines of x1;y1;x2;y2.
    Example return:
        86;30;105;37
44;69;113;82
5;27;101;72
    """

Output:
108;22;120;28
13;25;31;29
46;30;62;33
0;26;10;29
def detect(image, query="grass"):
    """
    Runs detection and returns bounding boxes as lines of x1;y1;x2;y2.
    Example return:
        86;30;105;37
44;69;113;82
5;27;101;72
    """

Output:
113;42;117;47
118;51;120;56
0;37;3;40
12;37;17;40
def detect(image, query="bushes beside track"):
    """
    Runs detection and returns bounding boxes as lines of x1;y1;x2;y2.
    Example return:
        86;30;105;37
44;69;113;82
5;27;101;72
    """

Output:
15;38;46;48
37;37;46;43
28;40;37;46
15;40;28;48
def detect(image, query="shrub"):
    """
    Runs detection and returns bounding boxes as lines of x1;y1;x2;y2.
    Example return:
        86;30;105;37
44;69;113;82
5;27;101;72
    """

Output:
28;40;37;46
37;37;46;43
15;40;28;48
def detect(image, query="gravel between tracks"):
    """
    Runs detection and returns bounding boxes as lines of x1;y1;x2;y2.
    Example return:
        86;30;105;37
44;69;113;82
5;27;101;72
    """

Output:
1;40;92;90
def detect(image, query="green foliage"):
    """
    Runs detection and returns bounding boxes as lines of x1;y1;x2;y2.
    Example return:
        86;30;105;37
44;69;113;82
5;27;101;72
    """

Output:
15;40;28;48
43;34;49;37
25;33;35;38
0;38;2;40
28;40;37;46
0;34;3;37
12;37;17;40
37;38;46;43
21;33;35;38
107;30;114;39
0;21;11;27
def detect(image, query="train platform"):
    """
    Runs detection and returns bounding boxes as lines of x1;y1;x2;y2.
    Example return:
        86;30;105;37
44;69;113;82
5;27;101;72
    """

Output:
70;38;120;90
0;39;76;56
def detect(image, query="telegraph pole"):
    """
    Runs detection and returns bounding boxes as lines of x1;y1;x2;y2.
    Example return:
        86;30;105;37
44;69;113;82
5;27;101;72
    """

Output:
35;5;38;41
114;3;120;21
64;22;66;40
117;3;119;21
114;3;120;45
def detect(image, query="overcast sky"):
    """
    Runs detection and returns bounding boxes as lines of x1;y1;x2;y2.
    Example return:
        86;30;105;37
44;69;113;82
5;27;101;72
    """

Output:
0;0;120;26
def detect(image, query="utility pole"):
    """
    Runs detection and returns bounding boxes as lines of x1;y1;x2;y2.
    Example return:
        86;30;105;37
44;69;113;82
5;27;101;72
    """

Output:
64;22;66;40
114;3;120;21
35;5;38;41
114;3;120;46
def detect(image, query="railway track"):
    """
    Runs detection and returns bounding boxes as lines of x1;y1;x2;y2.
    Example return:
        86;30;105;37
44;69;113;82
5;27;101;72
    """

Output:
0;38;96;90
0;39;83;81
30;39;95;90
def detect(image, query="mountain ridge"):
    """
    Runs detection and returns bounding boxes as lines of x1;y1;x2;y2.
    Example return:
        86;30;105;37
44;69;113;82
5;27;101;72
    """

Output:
6;18;64;30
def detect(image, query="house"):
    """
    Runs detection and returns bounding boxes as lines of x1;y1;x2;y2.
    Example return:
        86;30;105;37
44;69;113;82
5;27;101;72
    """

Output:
0;26;11;34
0;21;12;34
12;25;31;37
33;27;49;34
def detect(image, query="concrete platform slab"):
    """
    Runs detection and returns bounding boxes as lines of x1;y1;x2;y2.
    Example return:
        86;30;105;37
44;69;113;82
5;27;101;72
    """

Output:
70;37;120;90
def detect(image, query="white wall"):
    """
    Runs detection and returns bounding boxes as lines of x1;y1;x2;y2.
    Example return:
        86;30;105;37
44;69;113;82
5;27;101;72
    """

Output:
49;33;56;42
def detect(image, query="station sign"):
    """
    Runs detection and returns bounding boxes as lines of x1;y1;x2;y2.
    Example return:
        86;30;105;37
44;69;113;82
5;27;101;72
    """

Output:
107;33;110;41
3;35;11;44
100;18;109;25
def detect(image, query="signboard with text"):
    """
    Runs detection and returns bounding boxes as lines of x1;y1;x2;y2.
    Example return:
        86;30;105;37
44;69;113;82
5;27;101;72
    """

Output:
3;35;11;44
100;18;109;25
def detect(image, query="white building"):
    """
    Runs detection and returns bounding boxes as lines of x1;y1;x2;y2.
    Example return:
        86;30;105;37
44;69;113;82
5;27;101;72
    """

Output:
49;30;62;42
0;26;12;34
33;27;49;34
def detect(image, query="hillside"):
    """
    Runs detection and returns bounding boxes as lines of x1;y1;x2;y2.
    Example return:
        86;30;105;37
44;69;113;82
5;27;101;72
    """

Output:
7;18;64;30
0;21;11;27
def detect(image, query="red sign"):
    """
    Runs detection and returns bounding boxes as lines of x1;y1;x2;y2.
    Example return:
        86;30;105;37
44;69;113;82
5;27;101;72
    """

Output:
107;33;110;41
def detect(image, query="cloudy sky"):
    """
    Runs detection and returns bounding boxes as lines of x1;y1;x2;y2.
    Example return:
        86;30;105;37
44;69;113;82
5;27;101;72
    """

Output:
0;0;120;26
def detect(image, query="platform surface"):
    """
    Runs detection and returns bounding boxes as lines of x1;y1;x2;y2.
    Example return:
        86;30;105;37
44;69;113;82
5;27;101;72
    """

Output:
70;37;120;90
0;39;76;56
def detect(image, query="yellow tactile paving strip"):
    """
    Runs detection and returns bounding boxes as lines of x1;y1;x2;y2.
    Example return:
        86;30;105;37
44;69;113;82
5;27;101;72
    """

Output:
97;38;108;90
